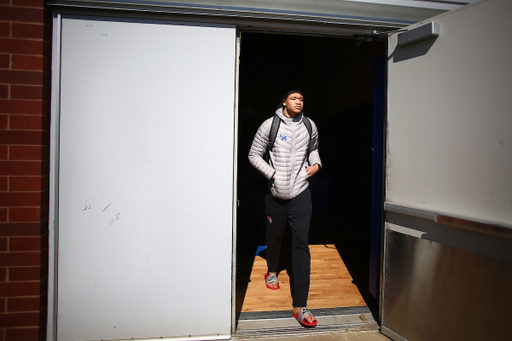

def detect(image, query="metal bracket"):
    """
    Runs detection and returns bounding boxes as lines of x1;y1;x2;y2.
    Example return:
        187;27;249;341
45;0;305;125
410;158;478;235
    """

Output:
355;30;379;46
398;22;440;47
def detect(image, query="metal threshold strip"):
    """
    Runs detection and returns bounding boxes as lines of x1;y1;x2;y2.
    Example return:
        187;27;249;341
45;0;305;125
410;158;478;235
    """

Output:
235;306;379;337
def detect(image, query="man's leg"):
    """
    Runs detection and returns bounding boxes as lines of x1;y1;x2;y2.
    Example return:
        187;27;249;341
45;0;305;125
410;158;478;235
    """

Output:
288;188;313;309
265;193;288;276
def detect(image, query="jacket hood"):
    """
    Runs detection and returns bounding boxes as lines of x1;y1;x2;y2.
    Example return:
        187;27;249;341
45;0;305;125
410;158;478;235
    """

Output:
275;106;303;124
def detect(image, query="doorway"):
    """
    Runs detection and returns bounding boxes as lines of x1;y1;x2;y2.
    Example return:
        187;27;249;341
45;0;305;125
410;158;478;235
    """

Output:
235;31;385;330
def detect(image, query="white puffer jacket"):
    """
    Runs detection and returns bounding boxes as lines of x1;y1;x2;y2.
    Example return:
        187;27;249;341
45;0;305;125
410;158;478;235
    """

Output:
248;107;322;200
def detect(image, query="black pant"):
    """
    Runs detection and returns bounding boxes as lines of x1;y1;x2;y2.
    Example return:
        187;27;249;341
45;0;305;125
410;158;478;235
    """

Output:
265;188;312;308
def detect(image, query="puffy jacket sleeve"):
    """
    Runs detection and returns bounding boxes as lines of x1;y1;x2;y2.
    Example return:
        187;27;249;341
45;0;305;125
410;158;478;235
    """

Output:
307;119;322;169
248;119;276;181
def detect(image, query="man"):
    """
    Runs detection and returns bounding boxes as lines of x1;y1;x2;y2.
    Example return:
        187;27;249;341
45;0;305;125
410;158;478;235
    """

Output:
248;90;322;327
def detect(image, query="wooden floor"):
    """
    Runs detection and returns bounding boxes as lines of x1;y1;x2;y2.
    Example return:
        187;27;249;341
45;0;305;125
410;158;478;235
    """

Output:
241;244;366;312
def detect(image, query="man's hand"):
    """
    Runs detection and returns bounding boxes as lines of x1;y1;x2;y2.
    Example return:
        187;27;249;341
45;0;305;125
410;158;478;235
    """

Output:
306;164;320;178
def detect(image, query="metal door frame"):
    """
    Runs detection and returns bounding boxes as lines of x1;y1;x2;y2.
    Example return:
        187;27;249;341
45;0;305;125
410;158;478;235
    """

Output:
46;2;461;338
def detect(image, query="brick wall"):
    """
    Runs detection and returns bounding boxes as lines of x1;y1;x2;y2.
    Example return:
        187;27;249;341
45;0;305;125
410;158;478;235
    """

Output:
0;0;51;339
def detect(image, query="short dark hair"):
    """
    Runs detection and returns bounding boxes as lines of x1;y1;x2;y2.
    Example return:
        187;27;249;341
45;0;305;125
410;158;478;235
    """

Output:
282;90;303;100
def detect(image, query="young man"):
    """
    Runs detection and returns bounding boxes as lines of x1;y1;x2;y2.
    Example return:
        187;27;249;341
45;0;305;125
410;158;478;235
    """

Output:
248;90;322;327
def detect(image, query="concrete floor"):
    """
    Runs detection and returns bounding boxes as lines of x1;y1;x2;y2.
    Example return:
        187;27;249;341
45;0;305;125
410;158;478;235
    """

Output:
234;330;391;341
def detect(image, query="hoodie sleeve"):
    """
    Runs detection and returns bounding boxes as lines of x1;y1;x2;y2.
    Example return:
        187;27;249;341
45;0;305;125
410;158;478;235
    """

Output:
248;118;276;180
307;119;322;169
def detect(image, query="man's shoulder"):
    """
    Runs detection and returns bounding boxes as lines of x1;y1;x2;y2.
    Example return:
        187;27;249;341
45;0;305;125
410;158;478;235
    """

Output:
303;115;318;131
263;116;275;124
303;114;315;124
260;116;275;129
255;116;274;137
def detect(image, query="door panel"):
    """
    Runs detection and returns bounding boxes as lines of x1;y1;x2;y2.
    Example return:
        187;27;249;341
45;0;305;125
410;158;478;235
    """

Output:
387;0;512;226
382;230;512;341
57;17;236;340
383;0;512;340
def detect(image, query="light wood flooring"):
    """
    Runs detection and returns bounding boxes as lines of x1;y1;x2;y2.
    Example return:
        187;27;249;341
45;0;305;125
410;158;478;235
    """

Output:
241;244;366;312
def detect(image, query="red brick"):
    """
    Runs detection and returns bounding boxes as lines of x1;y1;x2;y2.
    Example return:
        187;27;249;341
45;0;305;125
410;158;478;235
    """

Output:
0;223;45;237
42;39;50;59
42;26;51;44
0;23;9;38
0;161;46;176
9;208;42;223
42;55;50;73
0;147;7;160
0;298;5;312
0;70;43;86
0;254;41;269
0;100;43;115
5;327;41;341
0;54;9;69
0;85;8;99
10;56;43;72
0;239;6;251
0;252;42;267
9;238;40;252
0;178;7;191
0;7;44;24
0;209;6;223
0;269;5;282
9;267;40;281
10;86;45;100
12;23;44;39
9;146;46;160
0;312;39;328
0;0;10;4
12;0;45;8
0;131;46;145
0;116;7;130
9;116;45;131
9;177;45;192
7;297;40;312
0;38;43;55
0;192;42;206
0;281;40;297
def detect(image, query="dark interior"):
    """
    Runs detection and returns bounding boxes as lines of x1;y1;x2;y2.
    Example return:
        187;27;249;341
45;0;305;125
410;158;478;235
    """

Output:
236;31;386;316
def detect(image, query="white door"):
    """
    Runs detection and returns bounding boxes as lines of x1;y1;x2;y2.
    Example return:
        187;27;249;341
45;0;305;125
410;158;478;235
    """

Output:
55;16;236;341
383;0;512;339
386;0;511;233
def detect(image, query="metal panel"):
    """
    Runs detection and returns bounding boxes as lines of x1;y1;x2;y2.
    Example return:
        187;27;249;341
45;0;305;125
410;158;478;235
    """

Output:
49;0;468;31
384;202;512;238
47;12;63;341
382;230;512;341
55;16;235;340
387;0;512;226
385;211;512;264
384;1;512;340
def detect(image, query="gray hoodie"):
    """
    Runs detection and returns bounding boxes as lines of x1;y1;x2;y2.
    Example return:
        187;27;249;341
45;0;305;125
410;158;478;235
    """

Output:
248;107;322;200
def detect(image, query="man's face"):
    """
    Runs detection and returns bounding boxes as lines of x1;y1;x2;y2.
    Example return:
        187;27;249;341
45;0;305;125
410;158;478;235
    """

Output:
283;93;304;117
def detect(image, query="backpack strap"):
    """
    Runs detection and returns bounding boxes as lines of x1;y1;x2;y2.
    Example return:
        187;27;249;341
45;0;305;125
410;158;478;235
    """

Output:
267;114;281;154
302;115;313;144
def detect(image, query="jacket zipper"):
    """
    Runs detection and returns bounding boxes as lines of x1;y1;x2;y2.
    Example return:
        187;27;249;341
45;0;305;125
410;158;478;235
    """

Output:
289;121;297;198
